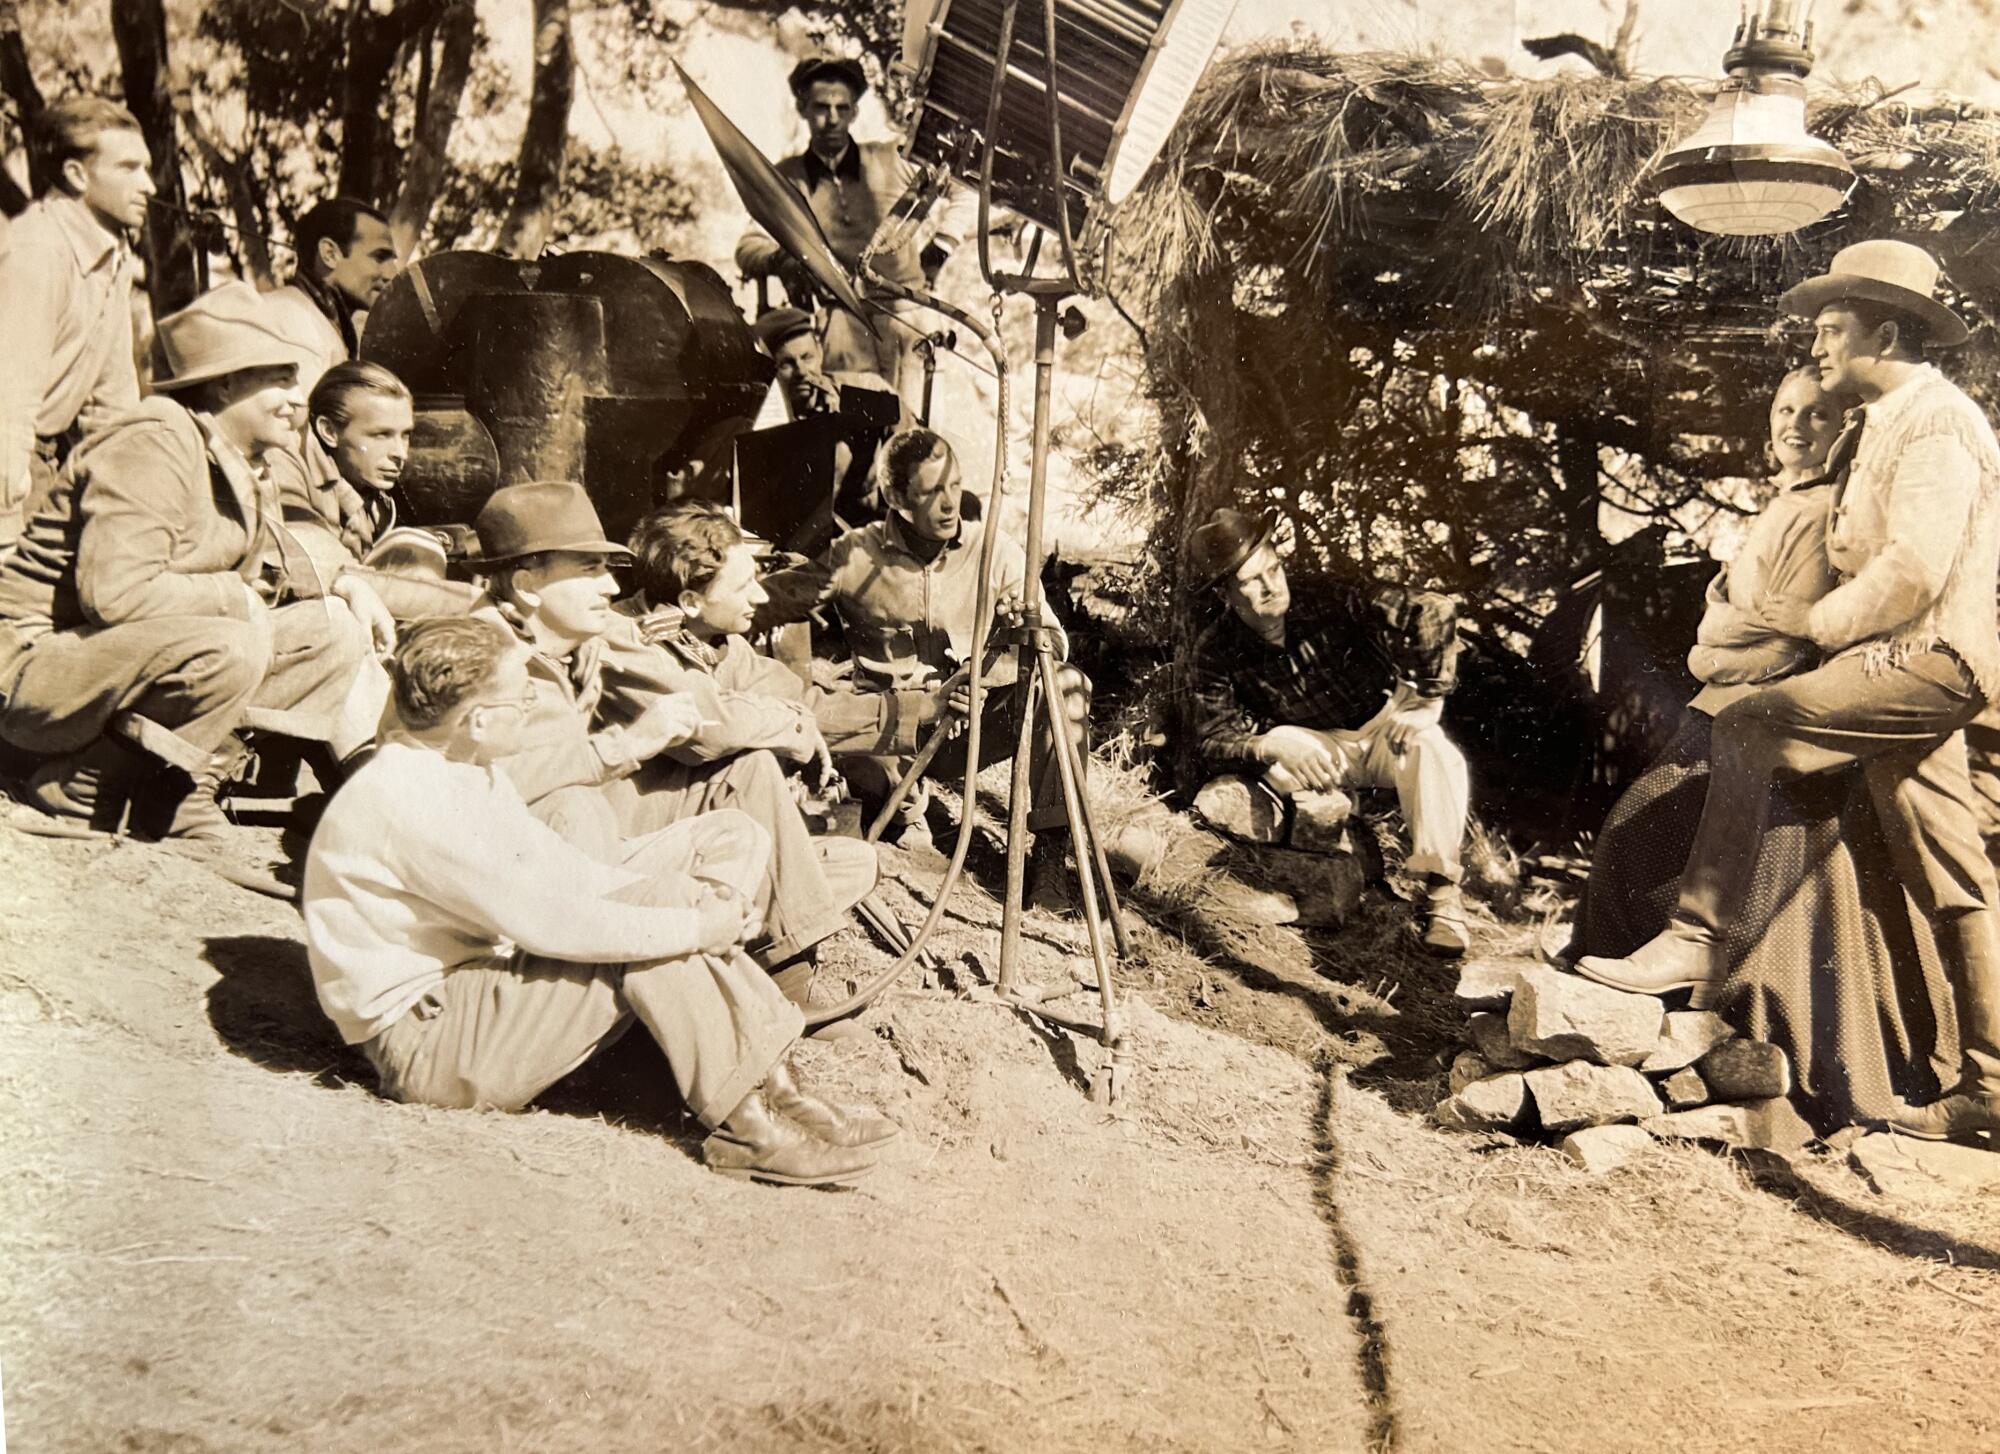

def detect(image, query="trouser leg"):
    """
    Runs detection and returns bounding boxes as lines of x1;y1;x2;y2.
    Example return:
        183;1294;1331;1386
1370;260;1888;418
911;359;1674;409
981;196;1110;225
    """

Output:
241;597;373;752
972;669;1091;835
1677;649;1987;941
1863;725;2000;1097
1351;723;1469;882
0;616;267;759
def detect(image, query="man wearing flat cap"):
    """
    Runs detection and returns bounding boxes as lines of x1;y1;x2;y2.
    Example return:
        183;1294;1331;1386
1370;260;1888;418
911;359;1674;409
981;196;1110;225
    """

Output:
459;481;880;997
1186;506;1472;956
1577;240;2000;1143
734;55;974;406
0;282;392;840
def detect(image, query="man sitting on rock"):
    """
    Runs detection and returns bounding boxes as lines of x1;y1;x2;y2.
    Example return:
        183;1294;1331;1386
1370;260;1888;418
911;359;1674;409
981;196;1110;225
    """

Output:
460;481;877;998
303;615;892;1187
757;427;1091;909
1186;506;1471;957
0;282;391;840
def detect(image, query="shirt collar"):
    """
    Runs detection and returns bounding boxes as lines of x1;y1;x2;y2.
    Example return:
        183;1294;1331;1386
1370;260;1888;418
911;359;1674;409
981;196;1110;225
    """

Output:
47;193;125;273
801;142;863;188
292;271;360;356
1861;363;1938;429
880;508;969;562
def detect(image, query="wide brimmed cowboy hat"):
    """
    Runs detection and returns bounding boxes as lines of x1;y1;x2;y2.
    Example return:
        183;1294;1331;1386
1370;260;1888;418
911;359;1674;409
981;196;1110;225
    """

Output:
1779;239;1970;347
1189;507;1279;591
152;281;310;391
473;481;631;568
788;56;868;99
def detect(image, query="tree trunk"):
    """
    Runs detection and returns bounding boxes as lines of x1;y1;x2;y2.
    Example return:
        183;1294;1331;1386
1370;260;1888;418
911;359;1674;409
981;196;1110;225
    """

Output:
387;0;475;260
182;112;275;289
0;0;49;206
495;0;573;261
109;0;200;314
337;0;443;207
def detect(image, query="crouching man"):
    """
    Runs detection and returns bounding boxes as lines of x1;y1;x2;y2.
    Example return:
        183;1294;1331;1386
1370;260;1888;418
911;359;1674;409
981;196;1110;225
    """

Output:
0;282;390;839
303;616;896;1186
1187;507;1472;956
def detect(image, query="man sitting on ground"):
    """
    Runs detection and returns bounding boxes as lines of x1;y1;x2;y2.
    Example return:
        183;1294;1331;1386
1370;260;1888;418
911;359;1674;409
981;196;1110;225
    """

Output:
0;282;391;839
303;615;893;1186
1186;506;1472;957
758;427;1091;908
460;481;878;997
624;499;946;762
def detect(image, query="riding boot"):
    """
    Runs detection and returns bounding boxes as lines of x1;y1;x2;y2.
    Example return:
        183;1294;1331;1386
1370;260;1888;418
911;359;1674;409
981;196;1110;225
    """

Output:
22;736;147;831
762;1058;900;1148
1887;909;2000;1140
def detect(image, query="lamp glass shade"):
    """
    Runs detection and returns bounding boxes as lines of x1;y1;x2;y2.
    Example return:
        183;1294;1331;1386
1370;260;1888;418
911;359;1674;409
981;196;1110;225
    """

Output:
1103;0;1239;205
1656;82;1854;236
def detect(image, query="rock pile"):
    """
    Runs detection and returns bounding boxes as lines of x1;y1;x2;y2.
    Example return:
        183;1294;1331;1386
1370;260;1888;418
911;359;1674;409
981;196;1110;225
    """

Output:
1433;958;1814;1170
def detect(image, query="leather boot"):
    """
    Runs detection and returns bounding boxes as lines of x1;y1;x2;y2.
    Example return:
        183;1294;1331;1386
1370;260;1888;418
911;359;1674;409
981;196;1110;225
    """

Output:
701;1087;880;1185
1420;880;1471;960
763;1059;900;1148
1575;921;1720;998
1887;910;2000;1141
1024;832;1074;915
22;736;145;831
166;739;251;844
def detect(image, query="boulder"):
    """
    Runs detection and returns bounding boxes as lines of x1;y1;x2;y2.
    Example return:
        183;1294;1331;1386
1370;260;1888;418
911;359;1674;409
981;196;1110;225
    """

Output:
1290;789;1357;854
1467;1011;1538;1070
1454;959;1527;1013
1640;1098;1815;1155
1662;1067;1710;1109
1192;776;1285;845
1433;1072;1531;1132
1641;1011;1737;1074
1448;1050;1493;1095
1525;1061;1663;1133
1559;1124;1655;1174
1696;1040;1791;1101
1507;964;1665;1067
1848;1133;2000;1196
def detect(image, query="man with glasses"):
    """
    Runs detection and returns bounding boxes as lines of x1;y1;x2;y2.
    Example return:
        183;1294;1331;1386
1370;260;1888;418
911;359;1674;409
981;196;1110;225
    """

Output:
1185;506;1472;956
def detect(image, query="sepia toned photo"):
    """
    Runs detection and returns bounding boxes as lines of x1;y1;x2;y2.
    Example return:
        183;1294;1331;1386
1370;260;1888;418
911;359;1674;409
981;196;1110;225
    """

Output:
3;0;1999;1449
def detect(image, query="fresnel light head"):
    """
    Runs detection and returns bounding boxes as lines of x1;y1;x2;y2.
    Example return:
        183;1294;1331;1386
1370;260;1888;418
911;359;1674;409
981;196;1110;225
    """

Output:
1655;0;1855;237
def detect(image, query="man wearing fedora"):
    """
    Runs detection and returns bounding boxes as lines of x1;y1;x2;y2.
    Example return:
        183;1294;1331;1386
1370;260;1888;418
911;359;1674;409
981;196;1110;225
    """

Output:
0;282;392;840
1186;506;1472;957
734;56;974;404
1577;240;2000;1142
459;481;880;994
0;98;153;552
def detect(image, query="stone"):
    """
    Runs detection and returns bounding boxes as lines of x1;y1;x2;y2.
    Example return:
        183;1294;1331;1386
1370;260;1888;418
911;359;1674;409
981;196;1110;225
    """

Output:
1289;789;1357;854
1467;1011;1538;1070
1662;1066;1709;1109
1261;848;1367;929
1210;879;1300;926
1192;775;1285;845
1507;964;1665;1067
1433;1072;1531;1132
1448;1050;1493;1095
1524;1061;1662;1133
1848;1132;2000;1197
1696;1040;1792;1101
1641;1011;1737;1074
1641;1097;1816;1155
1454;958;1527;1012
1559;1124;1655;1174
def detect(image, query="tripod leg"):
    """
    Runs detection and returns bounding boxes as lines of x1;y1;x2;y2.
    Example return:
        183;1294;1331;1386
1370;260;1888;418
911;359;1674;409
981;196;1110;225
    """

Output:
996;641;1042;993
1028;643;1119;1036
1034;646;1131;957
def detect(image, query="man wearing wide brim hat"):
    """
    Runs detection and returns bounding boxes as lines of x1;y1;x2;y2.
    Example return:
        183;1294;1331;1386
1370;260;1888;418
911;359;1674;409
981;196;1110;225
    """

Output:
1578;240;2000;1142
733;53;976;412
0;281;388;841
461;481;881;988
1184;505;1473;957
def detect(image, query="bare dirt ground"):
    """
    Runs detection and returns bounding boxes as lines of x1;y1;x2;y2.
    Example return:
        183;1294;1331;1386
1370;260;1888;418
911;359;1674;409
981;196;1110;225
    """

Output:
4;798;2000;1453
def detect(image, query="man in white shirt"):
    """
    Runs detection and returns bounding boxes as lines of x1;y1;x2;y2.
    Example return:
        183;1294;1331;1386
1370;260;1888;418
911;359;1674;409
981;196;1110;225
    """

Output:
304;615;897;1186
1577;242;2000;1142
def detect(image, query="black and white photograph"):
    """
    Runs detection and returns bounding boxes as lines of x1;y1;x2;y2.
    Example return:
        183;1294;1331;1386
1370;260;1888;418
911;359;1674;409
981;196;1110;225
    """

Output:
3;0;2000;1449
